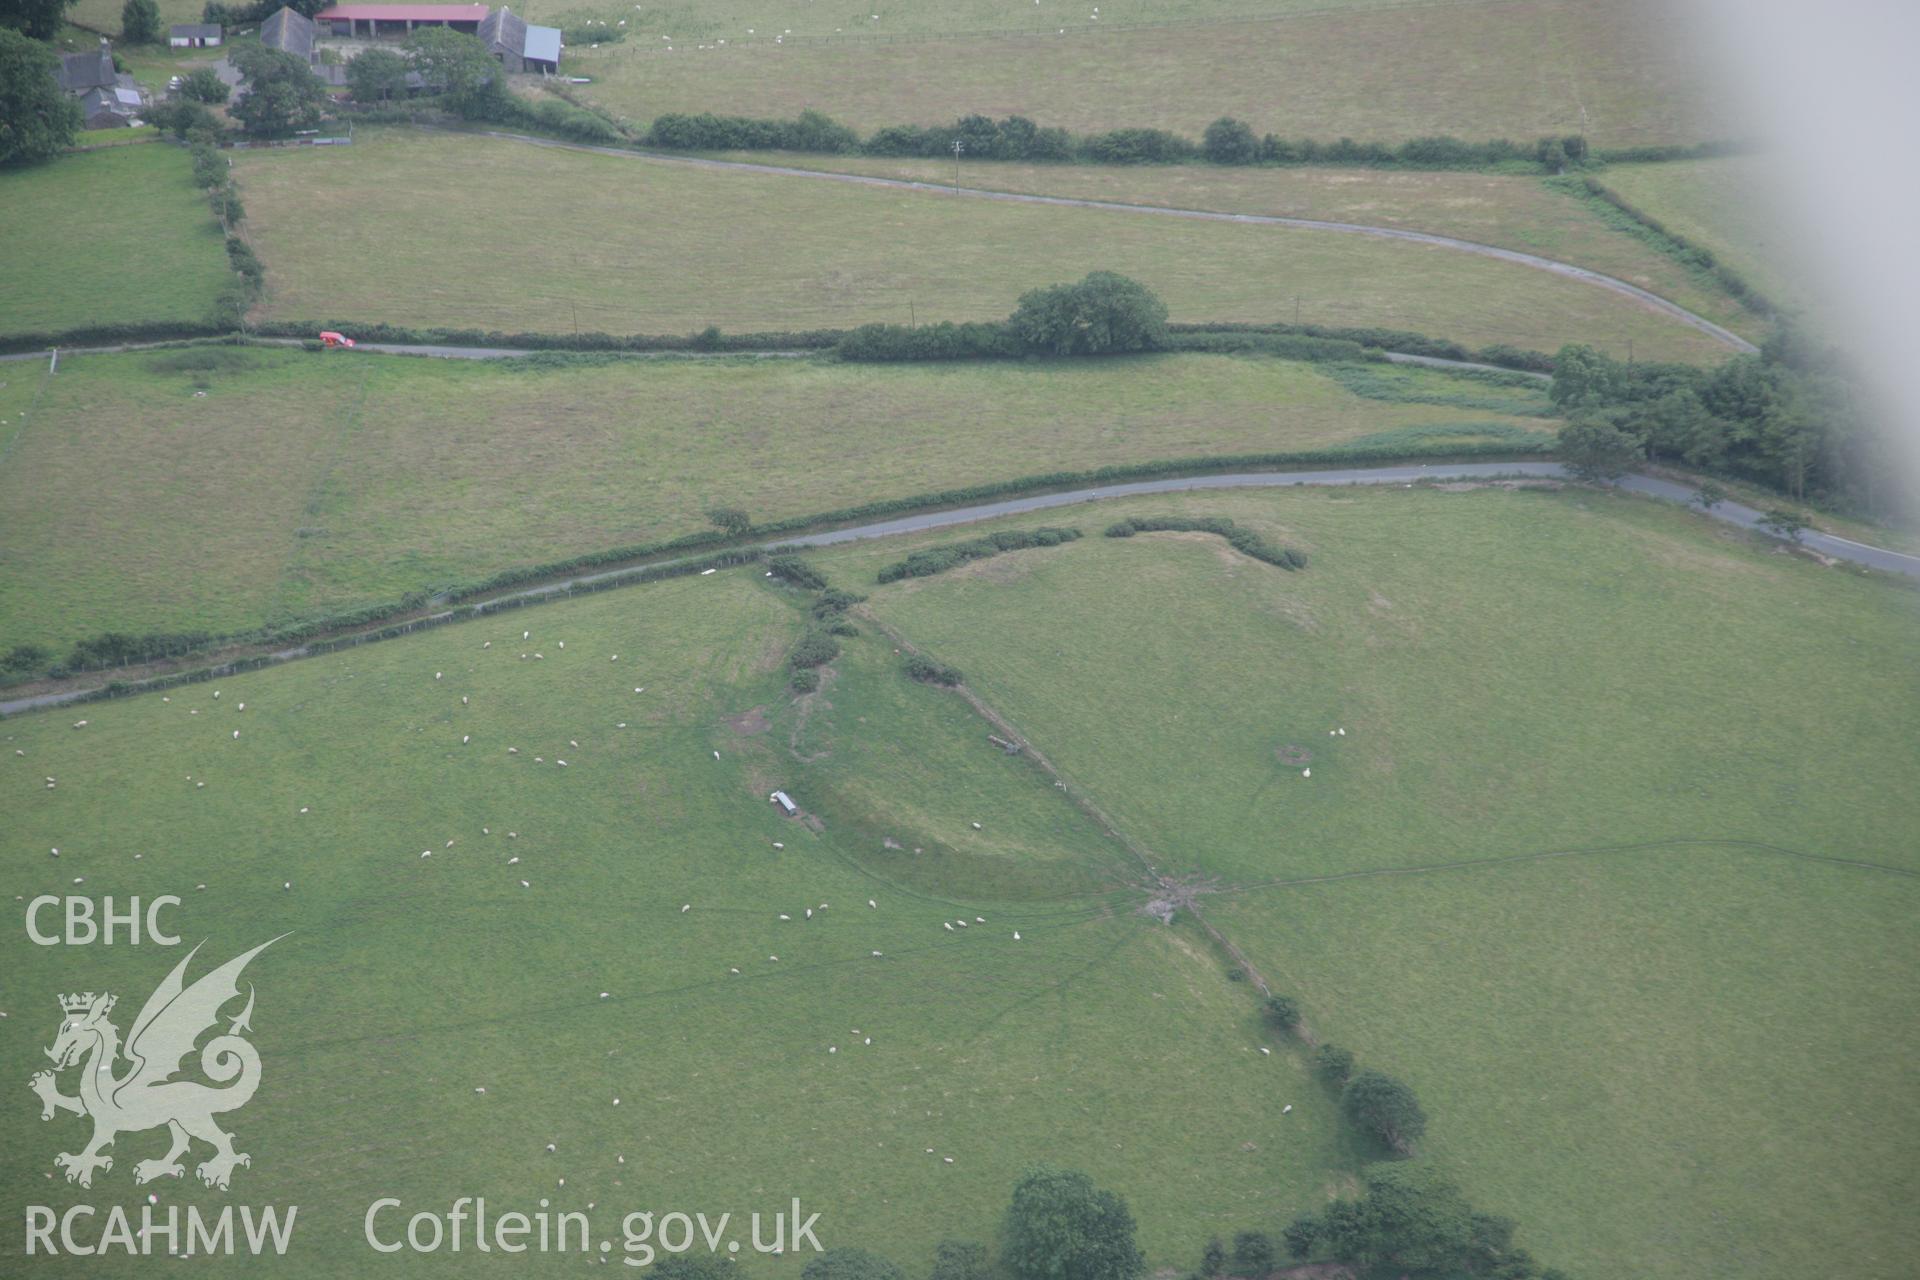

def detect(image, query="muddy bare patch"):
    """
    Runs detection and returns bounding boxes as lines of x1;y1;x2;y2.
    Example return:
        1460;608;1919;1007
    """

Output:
725;706;771;736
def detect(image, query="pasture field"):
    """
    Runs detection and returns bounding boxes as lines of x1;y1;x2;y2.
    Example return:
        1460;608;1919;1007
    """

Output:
0;145;231;339
841;483;1920;1279
0;569;1348;1276
64;0;203;35
0;344;1551;655
232;129;1736;362
708;151;1762;342
1601;156;1822;319
554;0;1727;146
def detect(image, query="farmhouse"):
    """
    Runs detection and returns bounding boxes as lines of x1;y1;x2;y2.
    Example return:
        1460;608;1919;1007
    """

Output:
169;23;223;47
76;85;146;128
769;791;799;817
315;3;490;37
477;7;561;74
53;39;145;126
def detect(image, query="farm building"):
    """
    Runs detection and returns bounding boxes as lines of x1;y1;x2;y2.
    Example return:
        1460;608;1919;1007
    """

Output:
54;39;145;126
315;3;489;37
77;85;145;128
770;791;799;817
259;6;318;60
477;7;561;73
55;39;118;92
169;23;222;47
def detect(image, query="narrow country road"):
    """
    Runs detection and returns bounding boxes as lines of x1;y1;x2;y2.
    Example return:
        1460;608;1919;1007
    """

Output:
0;339;810;364
0;338;1538;376
4;461;1910;718
456;128;1759;354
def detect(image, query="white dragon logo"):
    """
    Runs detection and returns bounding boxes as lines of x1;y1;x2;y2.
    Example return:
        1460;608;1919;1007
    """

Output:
29;937;284;1191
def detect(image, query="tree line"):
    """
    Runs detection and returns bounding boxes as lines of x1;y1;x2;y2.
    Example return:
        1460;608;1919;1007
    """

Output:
1550;333;1904;519
645;109;1594;174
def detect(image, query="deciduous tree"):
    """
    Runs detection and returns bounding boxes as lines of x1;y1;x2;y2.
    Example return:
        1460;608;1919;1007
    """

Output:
0;28;79;164
1341;1070;1427;1153
1557;413;1641;483
1008;272;1169;357
229;44;323;136
0;0;78;40
1001;1166;1144;1280
120;0;160;43
345;46;408;102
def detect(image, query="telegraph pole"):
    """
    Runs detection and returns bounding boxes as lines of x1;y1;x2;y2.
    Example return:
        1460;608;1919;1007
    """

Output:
951;138;964;192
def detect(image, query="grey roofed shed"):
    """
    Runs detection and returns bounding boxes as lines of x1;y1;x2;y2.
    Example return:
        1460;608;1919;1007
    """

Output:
478;7;560;72
521;23;560;68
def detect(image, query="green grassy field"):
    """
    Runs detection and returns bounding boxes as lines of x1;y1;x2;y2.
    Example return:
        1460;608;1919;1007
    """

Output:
1601;156;1821;320
837;483;1920;1279
0;145;232;338
232;129;1736;362
553;0;1728;146
64;0;206;37
0;344;1551;655
0;569;1348;1276
703;150;1764;343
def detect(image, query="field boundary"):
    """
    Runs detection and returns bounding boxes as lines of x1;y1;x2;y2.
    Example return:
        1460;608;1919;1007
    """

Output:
1552;175;1776;318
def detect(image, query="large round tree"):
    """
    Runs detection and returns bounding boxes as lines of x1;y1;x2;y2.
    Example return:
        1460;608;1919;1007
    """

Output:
1001;1165;1145;1280
1008;272;1170;357
0;28;80;166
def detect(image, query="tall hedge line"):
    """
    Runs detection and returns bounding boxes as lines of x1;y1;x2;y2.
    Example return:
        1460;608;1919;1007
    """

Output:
640;108;1604;174
875;527;1081;583
1104;516;1306;569
1564;176;1775;316
1168;322;1555;373
0;319;231;356
247;320;845;353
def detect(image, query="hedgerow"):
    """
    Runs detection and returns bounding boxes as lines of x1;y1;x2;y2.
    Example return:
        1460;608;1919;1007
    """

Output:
247;320;844;353
639;107;1612;175
835;321;1020;361
1556;175;1775;316
904;655;963;686
1169;322;1556;374
1592;139;1755;165
875;527;1081;583
767;555;829;590
1105;516;1307;570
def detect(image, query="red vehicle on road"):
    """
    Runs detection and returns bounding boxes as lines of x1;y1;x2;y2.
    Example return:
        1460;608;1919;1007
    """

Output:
319;331;355;348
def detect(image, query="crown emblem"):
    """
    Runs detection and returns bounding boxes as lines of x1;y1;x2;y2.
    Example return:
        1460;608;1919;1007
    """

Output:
59;992;113;1016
